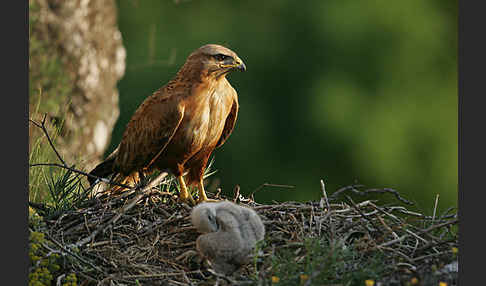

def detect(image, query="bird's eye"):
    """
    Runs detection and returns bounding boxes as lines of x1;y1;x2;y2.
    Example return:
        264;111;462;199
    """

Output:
208;214;215;222
214;54;228;61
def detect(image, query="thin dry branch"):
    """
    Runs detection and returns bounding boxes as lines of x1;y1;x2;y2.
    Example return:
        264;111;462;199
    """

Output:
331;185;413;205
29;114;68;167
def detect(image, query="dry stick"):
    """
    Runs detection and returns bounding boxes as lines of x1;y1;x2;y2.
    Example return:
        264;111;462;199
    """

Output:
420;218;458;235
74;172;169;247
331;184;413;205
395;262;417;271
363;188;414;205
42;231;106;274
320;179;330;211
412;251;451;262
376;218;458;249
248;182;295;198
29;114;67;167
380;246;416;265
205;269;238;285
29;163;133;190
121;270;202;279
404;229;429;246
367;201;402;223
432;194;440;222
233;184;241;202
330;184;365;198
56;274;66;286
415;237;457;254
376;215;399;240
345;195;383;234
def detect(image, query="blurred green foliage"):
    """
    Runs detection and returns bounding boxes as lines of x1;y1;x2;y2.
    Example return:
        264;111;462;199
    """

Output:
111;0;457;213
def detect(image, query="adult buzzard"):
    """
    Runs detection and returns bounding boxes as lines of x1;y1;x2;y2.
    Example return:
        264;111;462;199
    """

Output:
88;44;246;204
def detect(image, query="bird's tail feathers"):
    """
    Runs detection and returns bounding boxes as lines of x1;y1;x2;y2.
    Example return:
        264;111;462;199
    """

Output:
88;145;141;193
88;157;116;185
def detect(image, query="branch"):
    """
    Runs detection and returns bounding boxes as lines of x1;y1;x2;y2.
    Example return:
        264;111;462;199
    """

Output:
29;162;133;190
29;114;67;167
249;182;295;198
331;184;413;205
42;231;107;275
73;172;169;248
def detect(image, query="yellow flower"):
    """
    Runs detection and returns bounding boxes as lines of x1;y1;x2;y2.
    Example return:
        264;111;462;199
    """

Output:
451;247;458;254
272;276;280;283
365;279;375;286
439;282;447;286
410;277;419;285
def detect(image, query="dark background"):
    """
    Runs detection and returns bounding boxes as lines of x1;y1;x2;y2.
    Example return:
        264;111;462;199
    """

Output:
109;0;457;214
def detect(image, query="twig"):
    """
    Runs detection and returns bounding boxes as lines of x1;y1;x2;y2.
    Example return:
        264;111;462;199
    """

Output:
346;195;383;234
56;274;66;286
206;268;238;285
376;219;458;249
330;184;365;198
376;215;399;240
233;184;241;202
29;114;67;167
43;231;106;274
414;237;457;254
411;251;451;262
121;270;202;279
30;162;133;190
249;182;295;198
319;179;330;211
331;185;413;205
432;194;440;222
74;172;169;247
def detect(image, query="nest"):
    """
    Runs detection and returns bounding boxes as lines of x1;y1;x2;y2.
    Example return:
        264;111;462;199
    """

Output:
31;181;458;286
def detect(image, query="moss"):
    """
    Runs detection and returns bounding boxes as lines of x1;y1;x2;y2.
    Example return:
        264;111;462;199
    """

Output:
28;267;53;286
29;231;63;286
29;230;79;286
62;273;77;286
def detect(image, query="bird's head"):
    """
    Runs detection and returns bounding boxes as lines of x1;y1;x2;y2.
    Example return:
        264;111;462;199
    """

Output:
191;202;219;233
186;44;246;79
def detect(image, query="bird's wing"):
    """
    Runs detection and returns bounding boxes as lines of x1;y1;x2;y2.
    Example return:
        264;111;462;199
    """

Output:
196;231;246;274
115;90;185;174
216;97;239;148
241;207;266;242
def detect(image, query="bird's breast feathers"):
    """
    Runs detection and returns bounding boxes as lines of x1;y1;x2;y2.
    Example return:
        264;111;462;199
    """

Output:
182;80;236;149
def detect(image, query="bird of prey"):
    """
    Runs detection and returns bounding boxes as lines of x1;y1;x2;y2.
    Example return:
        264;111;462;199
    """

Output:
88;44;246;204
191;201;265;274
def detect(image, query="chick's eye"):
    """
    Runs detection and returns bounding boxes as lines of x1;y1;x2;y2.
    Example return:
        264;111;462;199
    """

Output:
214;54;227;61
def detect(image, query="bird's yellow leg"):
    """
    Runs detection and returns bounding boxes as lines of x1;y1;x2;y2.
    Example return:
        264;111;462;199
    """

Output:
177;176;195;205
197;180;218;203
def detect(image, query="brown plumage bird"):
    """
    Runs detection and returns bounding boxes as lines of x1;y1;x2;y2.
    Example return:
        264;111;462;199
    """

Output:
88;44;246;204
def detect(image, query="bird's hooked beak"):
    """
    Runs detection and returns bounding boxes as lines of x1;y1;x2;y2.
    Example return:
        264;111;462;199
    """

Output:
221;57;246;72
235;60;246;72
